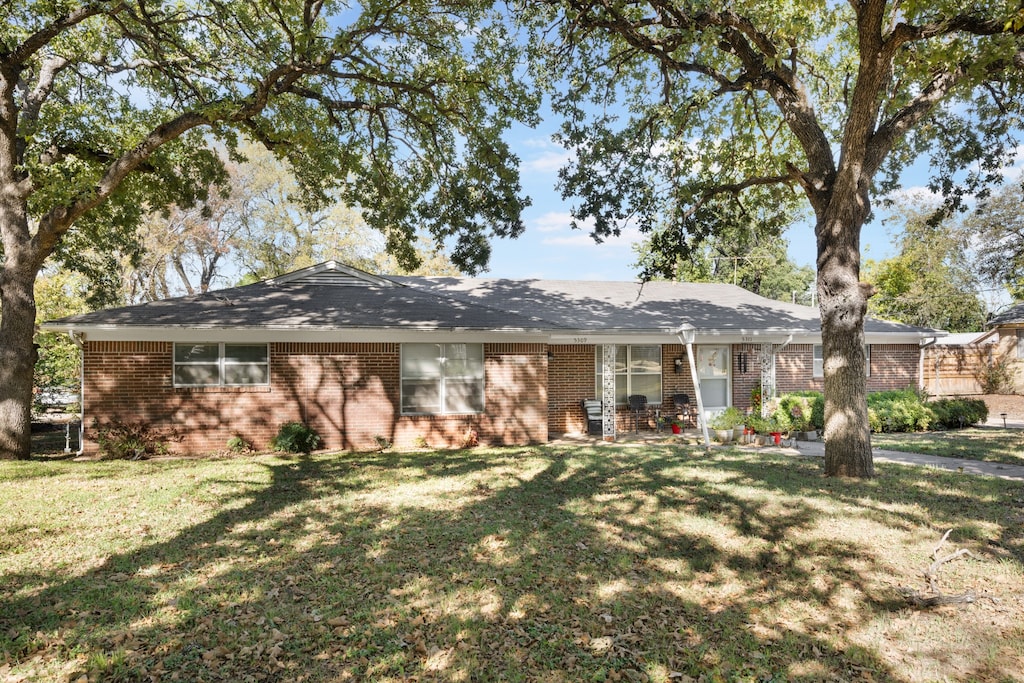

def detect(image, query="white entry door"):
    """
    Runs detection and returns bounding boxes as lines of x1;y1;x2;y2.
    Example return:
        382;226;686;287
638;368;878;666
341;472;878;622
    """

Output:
696;346;730;420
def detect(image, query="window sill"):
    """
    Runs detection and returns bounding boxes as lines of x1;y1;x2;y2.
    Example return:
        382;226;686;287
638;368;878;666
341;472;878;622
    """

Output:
174;385;272;393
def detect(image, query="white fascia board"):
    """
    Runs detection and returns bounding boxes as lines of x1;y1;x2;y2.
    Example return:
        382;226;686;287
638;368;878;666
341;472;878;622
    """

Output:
45;325;550;344
549;328;819;345
548;328;933;346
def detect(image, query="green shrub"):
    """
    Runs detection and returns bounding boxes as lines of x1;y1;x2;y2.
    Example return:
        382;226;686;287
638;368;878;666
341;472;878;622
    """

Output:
865;389;932;432
709;406;745;430
928;398;989;429
809;394;824;431
745;414;773;434
779;391;824;430
227;435;253;453
271;421;321;454
93;420;176;460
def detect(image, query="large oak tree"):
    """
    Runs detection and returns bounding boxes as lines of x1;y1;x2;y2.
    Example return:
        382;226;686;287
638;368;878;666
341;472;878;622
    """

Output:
536;0;1024;476
0;0;537;459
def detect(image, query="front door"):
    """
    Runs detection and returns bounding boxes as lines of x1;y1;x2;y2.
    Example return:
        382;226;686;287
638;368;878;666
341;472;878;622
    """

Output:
696;345;730;420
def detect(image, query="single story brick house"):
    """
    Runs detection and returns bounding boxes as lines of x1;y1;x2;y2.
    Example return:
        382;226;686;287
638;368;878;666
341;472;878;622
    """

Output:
44;261;938;454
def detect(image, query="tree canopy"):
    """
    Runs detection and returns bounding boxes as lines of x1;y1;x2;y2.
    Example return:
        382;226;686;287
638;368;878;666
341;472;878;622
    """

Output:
534;0;1024;476
961;181;1024;302
864;195;987;333
0;0;538;459
634;223;815;304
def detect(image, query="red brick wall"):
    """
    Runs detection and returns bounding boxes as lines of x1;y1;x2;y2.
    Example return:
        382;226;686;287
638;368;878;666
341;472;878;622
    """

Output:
730;344;761;411
866;344;920;391
82;341;546;455
547;345;595;435
547;344;698;435
775;344;920;394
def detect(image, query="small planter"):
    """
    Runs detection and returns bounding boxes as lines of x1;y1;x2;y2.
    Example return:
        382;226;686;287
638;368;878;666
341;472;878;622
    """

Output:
671;423;682;435
754;434;769;446
770;431;782;446
732;426;744;441
714;429;733;444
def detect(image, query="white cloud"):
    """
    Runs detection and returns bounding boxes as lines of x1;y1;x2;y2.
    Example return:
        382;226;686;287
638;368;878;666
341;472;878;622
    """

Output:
542;224;643;250
530;211;578;233
521;149;572;173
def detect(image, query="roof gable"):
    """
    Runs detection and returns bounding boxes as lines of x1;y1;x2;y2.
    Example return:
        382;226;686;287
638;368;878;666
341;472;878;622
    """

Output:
265;260;403;288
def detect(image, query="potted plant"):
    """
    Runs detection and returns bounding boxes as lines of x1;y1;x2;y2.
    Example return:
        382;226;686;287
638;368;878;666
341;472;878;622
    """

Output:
709;408;743;443
670;418;683;435
718;406;745;441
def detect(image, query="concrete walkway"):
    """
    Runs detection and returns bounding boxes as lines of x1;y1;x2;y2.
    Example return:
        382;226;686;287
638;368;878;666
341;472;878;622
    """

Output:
766;438;1024;481
555;428;1024;481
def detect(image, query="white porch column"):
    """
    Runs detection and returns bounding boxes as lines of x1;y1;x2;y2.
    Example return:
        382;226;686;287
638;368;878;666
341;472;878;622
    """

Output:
601;344;616;440
676;324;710;449
759;342;775;414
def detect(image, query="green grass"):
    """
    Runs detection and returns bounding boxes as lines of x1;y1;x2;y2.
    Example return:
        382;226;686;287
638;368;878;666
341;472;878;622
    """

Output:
872;427;1024;466
2;446;1023;682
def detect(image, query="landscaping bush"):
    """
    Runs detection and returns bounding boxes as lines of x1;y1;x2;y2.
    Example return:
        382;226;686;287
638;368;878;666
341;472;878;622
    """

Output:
776;391;824;431
865;389;933;432
93;420;177;460
976;358;1016;395
227;435;253;454
271;421;321;454
928;398;989;429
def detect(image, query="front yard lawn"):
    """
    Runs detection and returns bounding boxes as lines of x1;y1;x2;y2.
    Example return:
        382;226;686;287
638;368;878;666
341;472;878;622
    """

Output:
872;427;1024;467
2;445;1023;682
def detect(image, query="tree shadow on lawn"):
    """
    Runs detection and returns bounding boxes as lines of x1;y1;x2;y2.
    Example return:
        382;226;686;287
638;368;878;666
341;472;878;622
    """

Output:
2;446;1020;681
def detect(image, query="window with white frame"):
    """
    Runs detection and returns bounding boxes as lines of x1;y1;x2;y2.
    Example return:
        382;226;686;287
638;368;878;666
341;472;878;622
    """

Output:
593;345;662;405
174;343;269;387
401;343;484;415
812;344;870;377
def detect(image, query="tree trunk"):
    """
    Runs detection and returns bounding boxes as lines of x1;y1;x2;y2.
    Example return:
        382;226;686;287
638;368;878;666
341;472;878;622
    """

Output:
816;192;874;478
0;256;39;460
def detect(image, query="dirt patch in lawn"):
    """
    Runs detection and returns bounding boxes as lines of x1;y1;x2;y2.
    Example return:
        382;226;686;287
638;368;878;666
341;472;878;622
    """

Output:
978;394;1024;420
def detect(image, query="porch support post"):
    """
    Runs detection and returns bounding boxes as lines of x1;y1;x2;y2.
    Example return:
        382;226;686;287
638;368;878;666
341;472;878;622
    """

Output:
676;324;710;449
601;344;616;440
759;342;775;414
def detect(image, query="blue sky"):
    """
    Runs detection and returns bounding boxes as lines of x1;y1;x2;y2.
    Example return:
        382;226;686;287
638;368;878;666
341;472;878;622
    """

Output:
480;126;892;282
481;124;1023;289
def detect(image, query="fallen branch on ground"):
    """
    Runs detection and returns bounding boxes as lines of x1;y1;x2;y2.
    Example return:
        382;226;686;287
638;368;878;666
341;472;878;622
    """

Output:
901;528;981;609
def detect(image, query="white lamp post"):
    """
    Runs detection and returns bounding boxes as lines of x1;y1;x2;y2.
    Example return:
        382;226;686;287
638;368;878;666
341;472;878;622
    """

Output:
676;323;711;449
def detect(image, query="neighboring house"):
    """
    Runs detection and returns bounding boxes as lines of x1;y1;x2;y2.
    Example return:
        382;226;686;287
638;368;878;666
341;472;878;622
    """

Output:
43;261;938;454
921;331;1000;396
923;303;1024;396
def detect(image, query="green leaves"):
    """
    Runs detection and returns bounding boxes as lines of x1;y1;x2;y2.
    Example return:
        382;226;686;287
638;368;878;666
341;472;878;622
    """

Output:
5;0;538;276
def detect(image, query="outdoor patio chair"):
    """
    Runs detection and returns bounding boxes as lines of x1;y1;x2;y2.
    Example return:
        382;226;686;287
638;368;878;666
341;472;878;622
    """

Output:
581;399;603;436
673;393;694;427
627;394;648;433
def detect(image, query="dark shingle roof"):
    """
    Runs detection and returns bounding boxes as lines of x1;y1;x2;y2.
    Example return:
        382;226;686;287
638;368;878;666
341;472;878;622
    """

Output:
393;276;936;335
989;302;1024;326
47;278;554;332
45;261;940;338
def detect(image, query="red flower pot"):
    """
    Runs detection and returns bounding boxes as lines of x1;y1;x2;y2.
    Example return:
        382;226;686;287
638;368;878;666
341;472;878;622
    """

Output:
770;431;782;445
671;424;682;434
